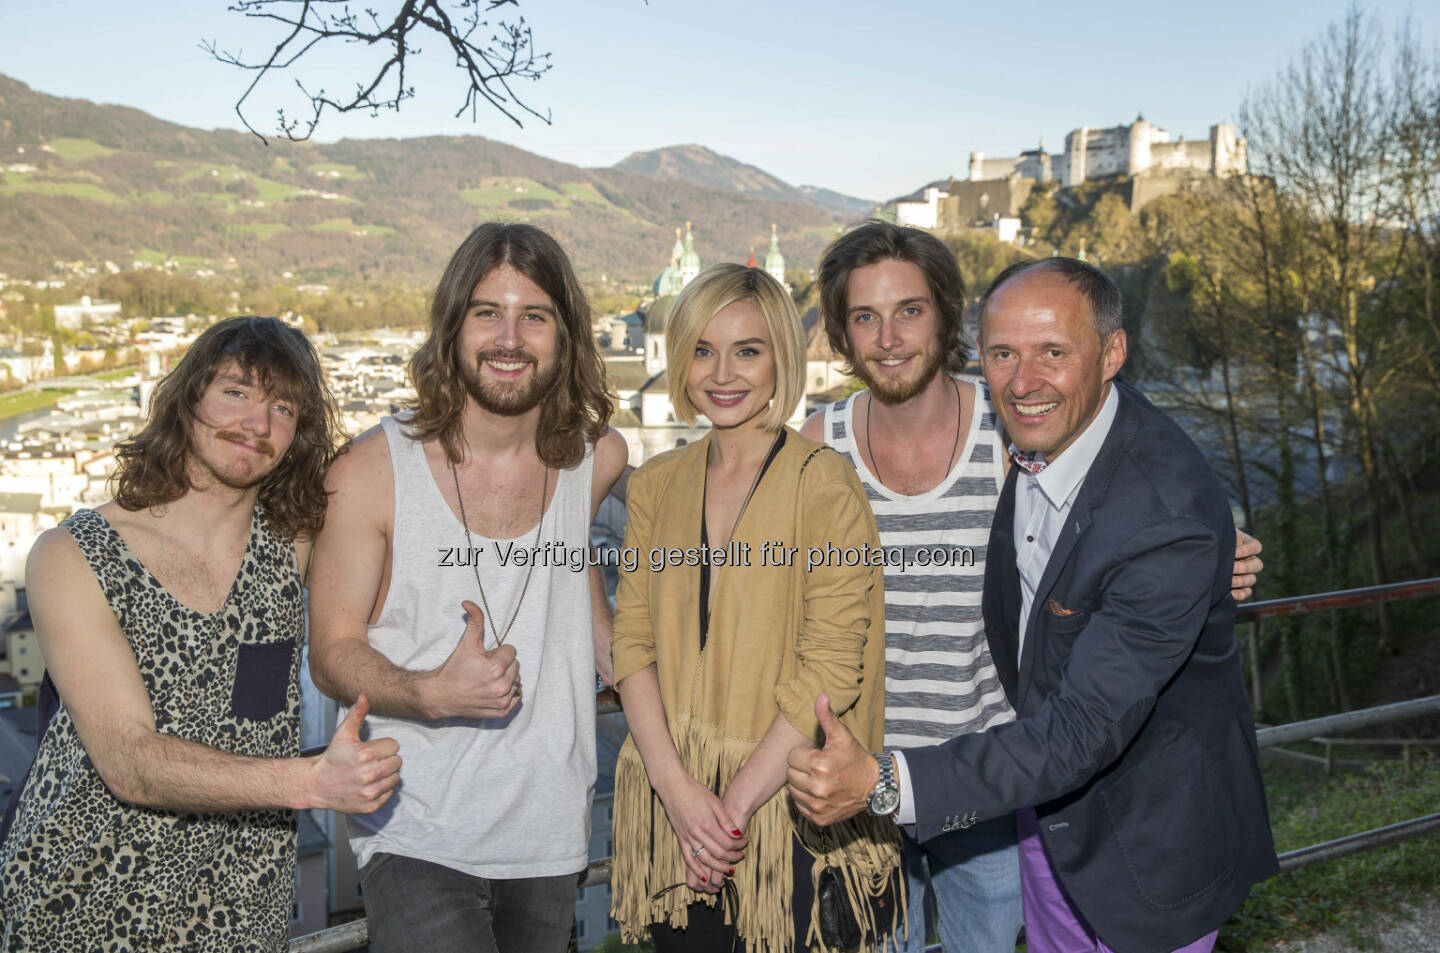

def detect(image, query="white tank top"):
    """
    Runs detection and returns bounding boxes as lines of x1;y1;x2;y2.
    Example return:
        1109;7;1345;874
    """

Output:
345;414;596;878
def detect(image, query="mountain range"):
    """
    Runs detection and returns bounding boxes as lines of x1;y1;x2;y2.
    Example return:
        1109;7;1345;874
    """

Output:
614;144;875;216
0;75;877;288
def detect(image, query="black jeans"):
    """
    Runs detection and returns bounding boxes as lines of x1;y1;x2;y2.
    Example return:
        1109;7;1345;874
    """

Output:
361;852;580;953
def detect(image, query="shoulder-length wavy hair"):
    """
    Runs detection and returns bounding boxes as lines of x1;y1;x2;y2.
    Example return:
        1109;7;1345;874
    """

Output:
818;219;972;376
111;316;342;540
407;222;612;468
665;263;807;430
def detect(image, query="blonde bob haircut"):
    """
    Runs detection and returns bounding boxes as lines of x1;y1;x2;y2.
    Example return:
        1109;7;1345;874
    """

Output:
665;263;807;430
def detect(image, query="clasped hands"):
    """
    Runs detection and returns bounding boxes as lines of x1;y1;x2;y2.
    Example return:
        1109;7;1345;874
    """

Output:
785;693;880;827
656;773;749;894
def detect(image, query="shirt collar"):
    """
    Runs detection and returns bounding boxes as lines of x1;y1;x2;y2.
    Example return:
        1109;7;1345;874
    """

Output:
1023;382;1121;511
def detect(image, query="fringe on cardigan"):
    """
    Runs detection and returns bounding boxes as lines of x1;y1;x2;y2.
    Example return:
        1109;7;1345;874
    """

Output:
610;719;903;953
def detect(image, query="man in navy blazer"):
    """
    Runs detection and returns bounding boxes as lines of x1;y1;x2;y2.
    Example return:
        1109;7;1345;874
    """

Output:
789;258;1277;953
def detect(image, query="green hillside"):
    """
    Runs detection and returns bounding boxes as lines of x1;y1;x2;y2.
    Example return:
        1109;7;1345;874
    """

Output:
0;75;838;285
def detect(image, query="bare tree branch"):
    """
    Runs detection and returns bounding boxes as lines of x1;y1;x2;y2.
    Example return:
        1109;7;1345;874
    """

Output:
201;0;552;144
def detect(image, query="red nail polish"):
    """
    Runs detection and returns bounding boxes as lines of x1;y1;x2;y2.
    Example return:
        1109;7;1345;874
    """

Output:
728;868;735;875
731;829;742;837
700;876;707;883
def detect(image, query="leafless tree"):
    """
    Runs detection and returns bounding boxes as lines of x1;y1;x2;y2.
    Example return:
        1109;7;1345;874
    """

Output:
203;0;553;143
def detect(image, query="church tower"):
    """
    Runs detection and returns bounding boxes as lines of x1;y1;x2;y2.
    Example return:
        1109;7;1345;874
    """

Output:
679;222;701;287
763;223;787;289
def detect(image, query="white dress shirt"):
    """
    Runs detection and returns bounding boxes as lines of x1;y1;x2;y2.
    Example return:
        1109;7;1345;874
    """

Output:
893;383;1121;825
1013;383;1120;658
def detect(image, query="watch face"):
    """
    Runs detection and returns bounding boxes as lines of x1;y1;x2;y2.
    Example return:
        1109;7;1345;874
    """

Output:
868;786;900;816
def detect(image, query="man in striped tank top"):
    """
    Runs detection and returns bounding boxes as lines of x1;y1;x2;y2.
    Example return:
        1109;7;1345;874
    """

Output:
799;222;1263;952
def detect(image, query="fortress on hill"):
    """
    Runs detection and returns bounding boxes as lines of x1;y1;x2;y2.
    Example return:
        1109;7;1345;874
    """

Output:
897;116;1247;237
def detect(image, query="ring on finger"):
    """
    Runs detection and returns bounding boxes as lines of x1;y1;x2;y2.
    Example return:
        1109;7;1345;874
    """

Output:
692;845;707;858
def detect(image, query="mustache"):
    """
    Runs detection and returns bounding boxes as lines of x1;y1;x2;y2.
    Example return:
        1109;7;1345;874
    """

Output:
475;346;538;367
214;431;276;456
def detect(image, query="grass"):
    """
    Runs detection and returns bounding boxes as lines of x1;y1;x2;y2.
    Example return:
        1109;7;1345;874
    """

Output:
0;366;141;420
307;162;364;180
1218;758;1440;950
561;182;614;207
253;176;301;202
46;137;117;160
310;219;396;237
131;248;213;269
461;176;565;209
178;163;249;184
92;367;138;382
0;172;125;204
176;164;299;202
0;386;80;419
230;222;291;240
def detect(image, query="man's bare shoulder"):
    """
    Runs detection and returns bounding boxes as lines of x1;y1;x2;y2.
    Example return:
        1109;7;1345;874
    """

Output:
27;524;86;579
594;427;628;483
26;524;112;620
326;423;393;490
799;408;828;442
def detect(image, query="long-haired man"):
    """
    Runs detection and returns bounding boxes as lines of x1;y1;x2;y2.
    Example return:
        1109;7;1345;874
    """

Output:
309;223;627;953
0;316;402;952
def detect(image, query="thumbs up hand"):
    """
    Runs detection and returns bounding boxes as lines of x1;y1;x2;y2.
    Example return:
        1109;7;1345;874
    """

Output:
785;693;875;826
423;601;522;720
309;694;403;814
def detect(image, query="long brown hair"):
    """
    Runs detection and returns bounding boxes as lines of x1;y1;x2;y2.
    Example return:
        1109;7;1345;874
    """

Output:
407;222;612;467
111;316;342;539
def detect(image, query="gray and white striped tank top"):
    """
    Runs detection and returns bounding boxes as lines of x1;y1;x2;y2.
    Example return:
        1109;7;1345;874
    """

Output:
824;377;1015;748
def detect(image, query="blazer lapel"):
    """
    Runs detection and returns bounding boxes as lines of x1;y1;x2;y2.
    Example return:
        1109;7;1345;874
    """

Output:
1015;386;1137;712
985;465;1022;705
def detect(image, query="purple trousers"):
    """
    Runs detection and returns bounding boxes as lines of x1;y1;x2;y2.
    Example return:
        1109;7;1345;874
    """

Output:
1015;807;1217;953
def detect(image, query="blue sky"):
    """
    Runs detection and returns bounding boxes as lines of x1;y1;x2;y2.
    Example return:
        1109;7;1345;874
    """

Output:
1;0;1434;200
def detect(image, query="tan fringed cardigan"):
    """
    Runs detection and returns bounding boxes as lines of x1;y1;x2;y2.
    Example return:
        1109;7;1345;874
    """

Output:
610;430;901;953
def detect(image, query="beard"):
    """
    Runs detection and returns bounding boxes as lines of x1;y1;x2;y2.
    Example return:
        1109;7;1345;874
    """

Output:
853;341;945;406
462;346;560;416
188;431;279;491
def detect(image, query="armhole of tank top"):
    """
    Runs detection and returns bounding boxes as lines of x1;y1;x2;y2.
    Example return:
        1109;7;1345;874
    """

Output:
823;394;848;447
373;417;410;626
558;441;595;537
975;379;1007;494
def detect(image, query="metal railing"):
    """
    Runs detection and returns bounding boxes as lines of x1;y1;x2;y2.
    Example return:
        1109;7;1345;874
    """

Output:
289;578;1440;952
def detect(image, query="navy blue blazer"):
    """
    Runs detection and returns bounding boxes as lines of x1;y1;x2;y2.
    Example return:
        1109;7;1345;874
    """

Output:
902;380;1277;953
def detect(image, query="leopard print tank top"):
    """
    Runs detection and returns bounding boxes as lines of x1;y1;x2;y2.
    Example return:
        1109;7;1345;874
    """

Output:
0;507;305;952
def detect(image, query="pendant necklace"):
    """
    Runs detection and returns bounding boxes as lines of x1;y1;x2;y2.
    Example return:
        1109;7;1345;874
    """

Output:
448;458;550;648
865;377;962;489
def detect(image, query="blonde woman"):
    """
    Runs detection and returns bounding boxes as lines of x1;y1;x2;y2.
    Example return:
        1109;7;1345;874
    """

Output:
610;264;899;952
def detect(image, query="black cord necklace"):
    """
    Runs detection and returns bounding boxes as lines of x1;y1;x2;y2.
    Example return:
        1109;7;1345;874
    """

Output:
864;377;963;490
448;458;550;649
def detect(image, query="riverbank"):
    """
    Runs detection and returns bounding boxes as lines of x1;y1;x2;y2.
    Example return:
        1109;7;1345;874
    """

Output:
0;367;137;421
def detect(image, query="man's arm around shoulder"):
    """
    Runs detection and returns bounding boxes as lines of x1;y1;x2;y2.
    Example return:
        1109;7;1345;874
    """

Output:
28;528;400;814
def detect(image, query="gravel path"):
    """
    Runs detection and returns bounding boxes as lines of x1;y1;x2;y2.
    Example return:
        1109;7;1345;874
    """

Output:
1268;897;1440;952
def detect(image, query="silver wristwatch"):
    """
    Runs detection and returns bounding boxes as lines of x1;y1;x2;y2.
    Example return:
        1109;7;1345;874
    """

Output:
866;753;900;816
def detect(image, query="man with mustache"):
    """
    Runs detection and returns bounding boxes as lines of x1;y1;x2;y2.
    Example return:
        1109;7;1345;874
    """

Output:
0;316;402;952
791;256;1277;953
798;223;1263;953
308;223;627;953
